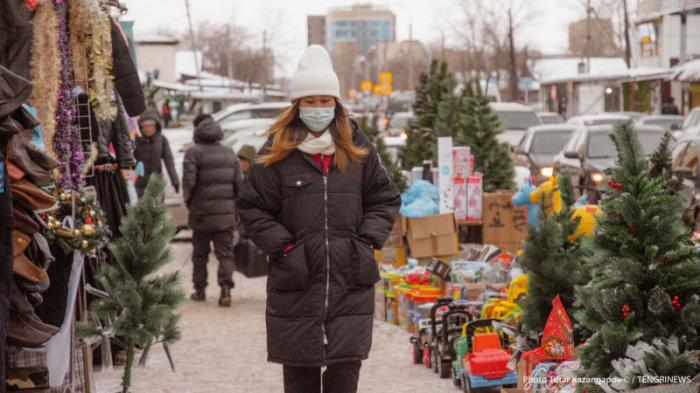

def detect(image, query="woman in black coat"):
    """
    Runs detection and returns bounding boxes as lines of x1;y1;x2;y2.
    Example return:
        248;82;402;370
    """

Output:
237;45;400;393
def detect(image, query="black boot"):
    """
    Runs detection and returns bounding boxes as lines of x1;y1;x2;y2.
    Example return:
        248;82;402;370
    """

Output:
219;286;232;307
190;288;205;302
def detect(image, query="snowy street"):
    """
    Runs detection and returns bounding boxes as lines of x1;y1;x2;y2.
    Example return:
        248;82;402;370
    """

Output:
94;241;456;393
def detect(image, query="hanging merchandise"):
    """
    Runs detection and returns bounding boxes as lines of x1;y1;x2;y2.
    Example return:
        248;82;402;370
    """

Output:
54;0;85;191
85;0;117;120
29;1;60;159
41;189;110;255
68;0;91;91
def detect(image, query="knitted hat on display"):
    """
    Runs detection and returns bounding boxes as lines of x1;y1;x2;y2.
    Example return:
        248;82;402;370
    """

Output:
289;45;340;101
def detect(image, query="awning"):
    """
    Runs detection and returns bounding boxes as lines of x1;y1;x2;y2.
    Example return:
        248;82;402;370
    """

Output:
671;59;700;82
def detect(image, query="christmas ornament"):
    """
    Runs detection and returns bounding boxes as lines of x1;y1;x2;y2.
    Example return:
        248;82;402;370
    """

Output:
82;240;89;249
81;223;96;237
607;180;623;191
622;304;631;318
672;296;681;310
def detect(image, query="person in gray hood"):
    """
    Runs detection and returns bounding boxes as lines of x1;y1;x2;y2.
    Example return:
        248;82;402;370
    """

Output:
182;117;243;307
134;109;179;198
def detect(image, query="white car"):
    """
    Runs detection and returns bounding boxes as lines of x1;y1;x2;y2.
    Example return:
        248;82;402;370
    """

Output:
212;102;290;127
566;113;631;127
682;107;700;139
489;102;542;148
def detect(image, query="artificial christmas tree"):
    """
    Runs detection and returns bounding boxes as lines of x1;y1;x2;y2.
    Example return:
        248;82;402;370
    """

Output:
402;60;455;169
574;123;700;393
79;176;185;393
519;174;590;347
358;117;406;191
456;81;514;192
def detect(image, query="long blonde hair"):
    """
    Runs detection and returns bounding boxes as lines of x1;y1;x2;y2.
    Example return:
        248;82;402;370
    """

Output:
257;99;368;172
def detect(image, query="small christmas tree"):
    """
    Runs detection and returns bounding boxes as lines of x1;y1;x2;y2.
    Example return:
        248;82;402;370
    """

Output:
79;176;185;393
519;174;590;346
402;60;455;170
358;117;407;191
574;123;700;393
456;81;514;192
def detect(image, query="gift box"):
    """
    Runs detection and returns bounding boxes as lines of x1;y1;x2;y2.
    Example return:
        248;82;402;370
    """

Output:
467;173;483;221
454;178;468;221
453;146;471;179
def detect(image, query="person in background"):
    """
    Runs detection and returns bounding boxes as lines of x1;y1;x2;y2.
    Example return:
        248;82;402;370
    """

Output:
237;144;256;175
237;45;400;393
662;96;680;115
133;109;180;198
161;99;172;128
183;116;242;307
177;99;187;125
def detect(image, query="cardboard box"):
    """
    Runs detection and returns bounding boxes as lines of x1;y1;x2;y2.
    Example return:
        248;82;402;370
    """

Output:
438;137;454;214
383;219;404;248
464;282;508;301
405;213;460;258
482;192;528;253
375;246;407;266
454;178;468;221
467;173;483;221
453;146;471;179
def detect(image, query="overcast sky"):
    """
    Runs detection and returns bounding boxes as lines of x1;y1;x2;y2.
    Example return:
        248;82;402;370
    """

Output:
121;0;598;77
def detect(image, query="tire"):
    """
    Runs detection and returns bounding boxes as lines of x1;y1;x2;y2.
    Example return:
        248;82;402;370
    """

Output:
412;343;423;364
439;359;452;379
462;374;472;393
432;347;439;373
453;368;462;387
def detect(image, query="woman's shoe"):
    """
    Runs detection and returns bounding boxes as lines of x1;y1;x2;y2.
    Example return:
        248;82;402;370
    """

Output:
190;289;205;302
218;286;231;307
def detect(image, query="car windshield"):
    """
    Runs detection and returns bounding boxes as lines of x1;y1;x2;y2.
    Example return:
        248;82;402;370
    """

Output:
389;115;411;130
539;115;564;125
584;117;628;126
587;130;664;158
643;118;682;130
531;130;572;155
496;111;540;130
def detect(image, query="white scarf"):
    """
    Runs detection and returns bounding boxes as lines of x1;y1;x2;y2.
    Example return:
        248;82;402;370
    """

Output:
297;130;336;155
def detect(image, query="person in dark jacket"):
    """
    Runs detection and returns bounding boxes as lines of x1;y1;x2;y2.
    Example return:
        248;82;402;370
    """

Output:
183;117;243;307
134;109;179;198
661;96;680;115
238;45;400;393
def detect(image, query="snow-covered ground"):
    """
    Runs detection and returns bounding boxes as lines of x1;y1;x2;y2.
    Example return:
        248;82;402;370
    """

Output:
94;242;457;393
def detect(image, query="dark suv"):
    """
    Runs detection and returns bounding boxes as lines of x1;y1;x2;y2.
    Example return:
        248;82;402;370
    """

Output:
554;124;668;202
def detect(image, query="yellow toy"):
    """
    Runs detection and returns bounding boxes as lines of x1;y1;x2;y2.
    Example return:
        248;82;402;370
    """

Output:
479;275;528;321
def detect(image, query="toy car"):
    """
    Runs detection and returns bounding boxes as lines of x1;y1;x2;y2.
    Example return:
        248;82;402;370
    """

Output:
420;296;453;369
458;319;518;393
452;318;498;387
435;301;472;379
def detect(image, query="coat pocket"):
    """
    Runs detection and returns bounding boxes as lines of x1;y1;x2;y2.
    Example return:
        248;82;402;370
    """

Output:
351;235;380;287
268;242;309;291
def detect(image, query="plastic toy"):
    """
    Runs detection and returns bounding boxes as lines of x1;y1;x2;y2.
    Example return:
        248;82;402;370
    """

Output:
435;301;473;379
410;296;452;367
479;275;527;321
511;177;540;227
452;318;498;388
458;319;518;393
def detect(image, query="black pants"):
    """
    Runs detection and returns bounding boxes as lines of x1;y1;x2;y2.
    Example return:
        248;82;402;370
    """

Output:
191;230;234;290
283;361;361;393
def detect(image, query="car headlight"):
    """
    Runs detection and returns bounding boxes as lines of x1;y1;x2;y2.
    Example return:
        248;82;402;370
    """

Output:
540;167;554;178
591;172;604;184
400;131;408;140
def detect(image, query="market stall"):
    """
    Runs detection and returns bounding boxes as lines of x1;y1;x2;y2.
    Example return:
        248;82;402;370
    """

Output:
0;0;144;391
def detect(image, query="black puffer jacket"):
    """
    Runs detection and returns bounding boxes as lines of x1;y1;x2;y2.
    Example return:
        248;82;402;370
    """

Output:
110;18;146;117
134;109;179;193
238;123;401;367
182;118;242;232
0;0;32;79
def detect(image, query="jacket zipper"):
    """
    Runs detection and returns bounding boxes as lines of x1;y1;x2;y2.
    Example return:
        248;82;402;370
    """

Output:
321;155;331;362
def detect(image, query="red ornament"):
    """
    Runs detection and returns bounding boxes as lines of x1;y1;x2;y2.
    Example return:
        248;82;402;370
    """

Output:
622;304;631;318
85;213;93;225
673;296;681;310
607;180;623;191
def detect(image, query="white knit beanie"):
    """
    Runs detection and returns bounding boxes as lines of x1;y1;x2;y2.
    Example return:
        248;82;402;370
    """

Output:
289;45;341;101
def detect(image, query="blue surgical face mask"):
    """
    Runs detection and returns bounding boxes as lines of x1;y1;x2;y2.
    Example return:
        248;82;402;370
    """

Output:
299;106;335;132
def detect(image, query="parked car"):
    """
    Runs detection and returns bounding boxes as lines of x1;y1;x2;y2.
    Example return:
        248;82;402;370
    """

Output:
681;107;700;139
515;125;576;184
179;118;274;152
489;102;542;148
212;102;290;127
183;91;260;122
604;111;645;122
566;113;631;127
386;112;413;138
536;112;565;125
671;136;700;226
636;115;684;139
554;124;668;202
